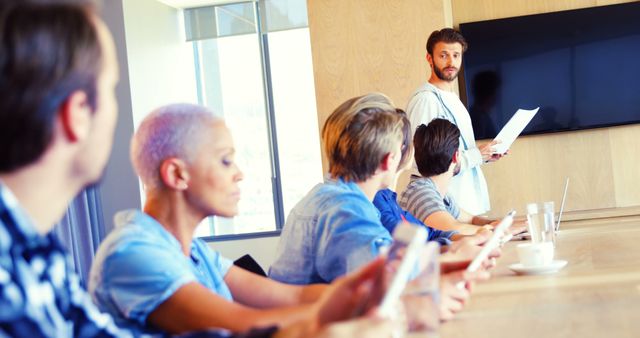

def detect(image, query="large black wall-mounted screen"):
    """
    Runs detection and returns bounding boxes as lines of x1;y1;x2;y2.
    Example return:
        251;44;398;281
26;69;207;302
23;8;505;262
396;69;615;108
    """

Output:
459;2;640;140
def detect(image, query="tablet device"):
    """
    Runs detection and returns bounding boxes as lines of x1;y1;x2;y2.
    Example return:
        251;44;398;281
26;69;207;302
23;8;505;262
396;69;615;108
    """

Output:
499;233;513;245
466;210;516;273
377;222;428;318
512;232;531;241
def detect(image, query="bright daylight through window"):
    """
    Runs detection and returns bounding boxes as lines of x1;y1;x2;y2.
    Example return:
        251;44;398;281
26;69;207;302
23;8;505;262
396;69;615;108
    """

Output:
184;0;322;239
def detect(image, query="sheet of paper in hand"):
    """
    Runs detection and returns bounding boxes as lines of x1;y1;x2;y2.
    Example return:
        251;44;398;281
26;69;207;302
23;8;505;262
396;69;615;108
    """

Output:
493;107;539;154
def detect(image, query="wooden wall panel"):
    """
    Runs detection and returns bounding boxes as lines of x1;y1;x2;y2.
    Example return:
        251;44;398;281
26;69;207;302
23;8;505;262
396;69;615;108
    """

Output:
452;0;601;24
307;0;639;220
609;125;640;207
485;128;619;216
307;0;450;171
451;0;640;218
453;0;639;23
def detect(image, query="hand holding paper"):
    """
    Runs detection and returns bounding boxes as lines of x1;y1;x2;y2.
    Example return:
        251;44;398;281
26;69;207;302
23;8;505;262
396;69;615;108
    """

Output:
479;140;501;162
492;107;539;155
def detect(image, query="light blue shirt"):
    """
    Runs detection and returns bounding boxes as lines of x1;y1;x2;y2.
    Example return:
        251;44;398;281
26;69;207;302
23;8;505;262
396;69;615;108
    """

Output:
269;177;392;284
89;210;233;335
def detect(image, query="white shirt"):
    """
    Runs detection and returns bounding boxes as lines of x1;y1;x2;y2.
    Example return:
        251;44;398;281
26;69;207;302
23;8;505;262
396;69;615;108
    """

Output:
405;82;490;215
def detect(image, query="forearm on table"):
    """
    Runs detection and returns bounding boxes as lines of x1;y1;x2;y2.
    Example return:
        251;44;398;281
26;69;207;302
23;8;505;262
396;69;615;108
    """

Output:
424;214;478;235
147;282;316;334
299;284;329;304
471;216;494;226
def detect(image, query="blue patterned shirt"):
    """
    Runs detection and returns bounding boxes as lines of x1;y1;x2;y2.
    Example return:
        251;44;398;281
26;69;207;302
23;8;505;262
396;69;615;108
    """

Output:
0;183;128;337
269;177;393;284
89;210;234;336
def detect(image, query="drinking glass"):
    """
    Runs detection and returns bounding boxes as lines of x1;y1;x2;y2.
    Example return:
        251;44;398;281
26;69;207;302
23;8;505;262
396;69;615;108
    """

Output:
526;202;555;244
400;241;440;336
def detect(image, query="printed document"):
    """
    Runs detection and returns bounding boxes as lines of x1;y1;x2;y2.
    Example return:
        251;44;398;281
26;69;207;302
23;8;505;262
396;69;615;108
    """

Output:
493;107;539;154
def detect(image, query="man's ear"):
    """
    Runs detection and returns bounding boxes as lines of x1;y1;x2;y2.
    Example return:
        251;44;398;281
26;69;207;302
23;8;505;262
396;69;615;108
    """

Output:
426;53;434;68
380;152;393;172
159;158;190;190
60;90;92;142
452;149;459;164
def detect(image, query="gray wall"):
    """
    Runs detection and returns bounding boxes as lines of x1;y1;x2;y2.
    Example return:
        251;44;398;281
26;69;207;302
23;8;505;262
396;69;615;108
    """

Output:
98;0;141;233
122;0;198;128
97;0;198;231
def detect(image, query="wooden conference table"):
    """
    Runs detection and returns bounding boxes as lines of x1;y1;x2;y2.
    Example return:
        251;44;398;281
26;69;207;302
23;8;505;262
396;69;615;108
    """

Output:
438;216;640;338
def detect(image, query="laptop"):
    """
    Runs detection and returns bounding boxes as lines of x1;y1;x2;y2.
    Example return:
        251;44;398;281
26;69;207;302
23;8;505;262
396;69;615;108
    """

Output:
513;177;569;240
555;177;570;232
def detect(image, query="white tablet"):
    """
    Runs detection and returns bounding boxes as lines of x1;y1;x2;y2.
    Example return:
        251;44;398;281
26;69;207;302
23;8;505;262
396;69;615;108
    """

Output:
466;210;516;272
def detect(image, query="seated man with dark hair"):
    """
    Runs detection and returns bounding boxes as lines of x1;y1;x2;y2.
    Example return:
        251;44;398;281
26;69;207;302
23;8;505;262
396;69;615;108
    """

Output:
373;110;458;246
400;119;525;235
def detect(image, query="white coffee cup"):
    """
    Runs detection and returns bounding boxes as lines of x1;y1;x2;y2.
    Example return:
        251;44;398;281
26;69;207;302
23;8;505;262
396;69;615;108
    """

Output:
516;242;554;267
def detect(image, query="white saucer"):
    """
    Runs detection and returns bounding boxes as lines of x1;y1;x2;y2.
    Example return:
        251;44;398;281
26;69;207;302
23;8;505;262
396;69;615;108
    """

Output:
508;260;568;275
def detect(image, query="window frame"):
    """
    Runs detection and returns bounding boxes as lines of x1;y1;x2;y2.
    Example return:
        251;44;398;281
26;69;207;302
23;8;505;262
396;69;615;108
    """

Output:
192;0;309;241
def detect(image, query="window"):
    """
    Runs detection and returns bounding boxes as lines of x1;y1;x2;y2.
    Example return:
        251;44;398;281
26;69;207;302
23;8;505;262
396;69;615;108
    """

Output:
185;0;322;239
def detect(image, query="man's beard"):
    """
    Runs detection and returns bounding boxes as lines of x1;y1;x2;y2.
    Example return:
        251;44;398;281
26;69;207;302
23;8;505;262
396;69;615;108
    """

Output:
434;64;459;82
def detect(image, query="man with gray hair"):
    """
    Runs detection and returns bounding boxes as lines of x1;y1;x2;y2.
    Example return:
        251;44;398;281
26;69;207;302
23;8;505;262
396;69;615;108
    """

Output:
89;103;394;337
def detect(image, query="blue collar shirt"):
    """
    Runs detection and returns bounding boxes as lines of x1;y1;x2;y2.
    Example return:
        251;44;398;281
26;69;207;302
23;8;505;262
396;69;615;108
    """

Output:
89;210;233;336
269;177;393;284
